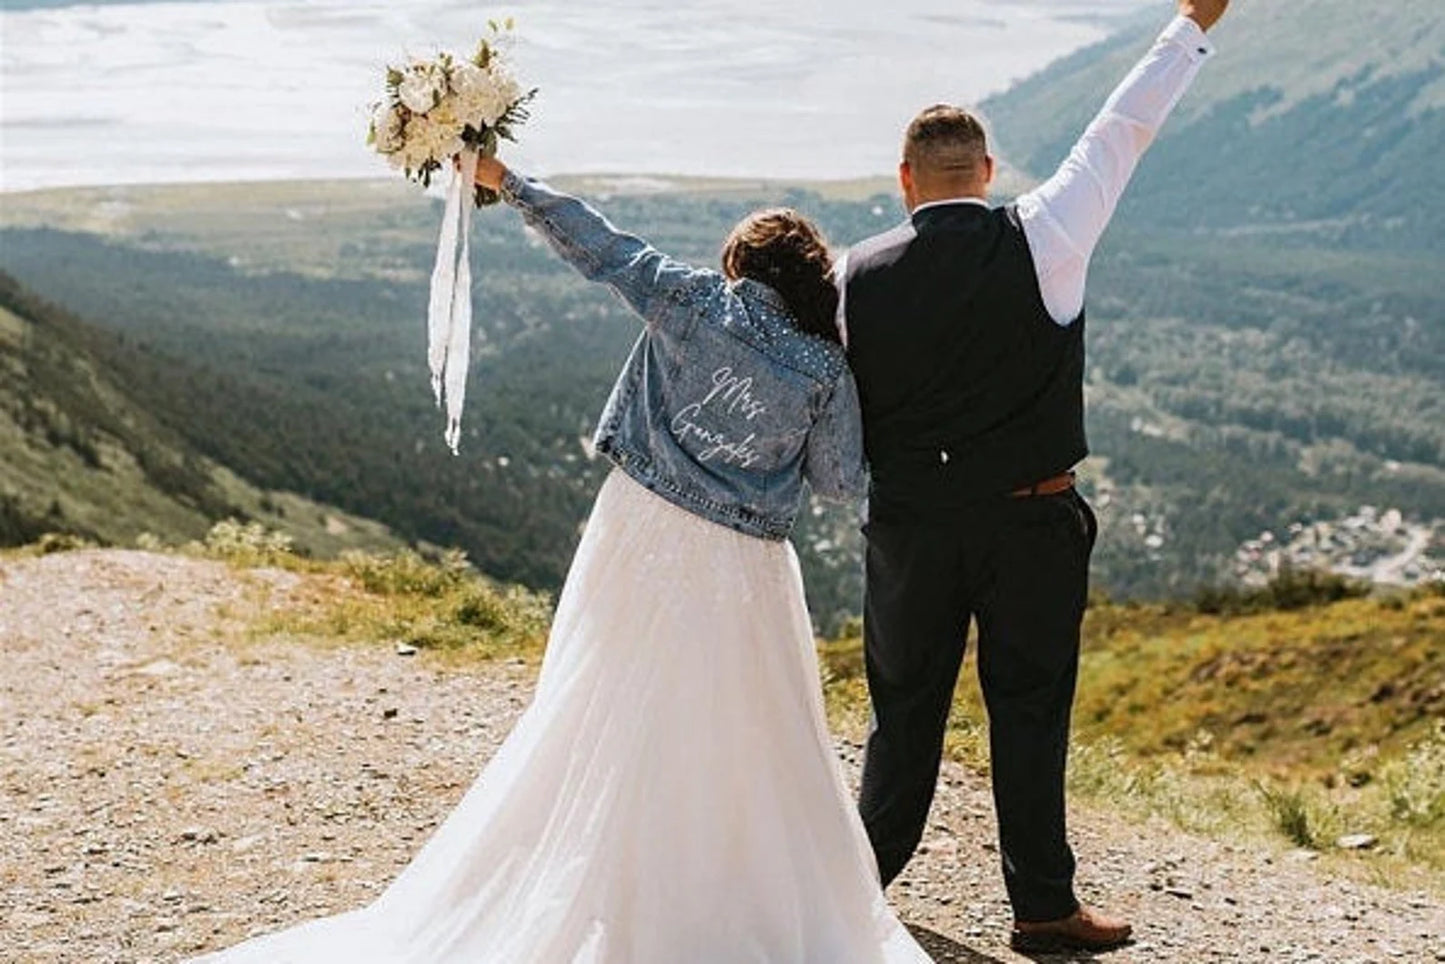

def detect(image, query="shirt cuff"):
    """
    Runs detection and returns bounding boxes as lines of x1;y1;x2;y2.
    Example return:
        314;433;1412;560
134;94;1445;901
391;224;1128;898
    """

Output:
1159;14;1215;62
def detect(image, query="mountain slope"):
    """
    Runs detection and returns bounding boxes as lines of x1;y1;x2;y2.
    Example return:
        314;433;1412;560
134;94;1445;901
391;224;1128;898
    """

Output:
983;0;1445;251
3;169;1443;614
0;271;400;554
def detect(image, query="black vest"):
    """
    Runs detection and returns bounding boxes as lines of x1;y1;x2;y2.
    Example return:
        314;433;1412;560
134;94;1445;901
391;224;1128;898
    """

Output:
845;202;1087;509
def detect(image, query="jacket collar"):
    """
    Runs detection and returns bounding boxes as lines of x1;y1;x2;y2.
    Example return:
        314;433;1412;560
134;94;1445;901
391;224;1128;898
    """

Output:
733;277;791;316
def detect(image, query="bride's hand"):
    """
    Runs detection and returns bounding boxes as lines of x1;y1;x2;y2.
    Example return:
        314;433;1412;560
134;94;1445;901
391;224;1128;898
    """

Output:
473;156;508;192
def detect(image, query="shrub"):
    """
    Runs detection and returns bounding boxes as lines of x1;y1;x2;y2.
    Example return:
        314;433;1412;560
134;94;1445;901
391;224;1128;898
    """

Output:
1263;565;1369;610
339;548;470;597
194;519;295;566
284;548;558;657
35;532;95;555
1194;564;1369;616
0;493;52;548
134;532;166;552
1070;739;1164;805
1256;782;1322;849
1380;723;1445;829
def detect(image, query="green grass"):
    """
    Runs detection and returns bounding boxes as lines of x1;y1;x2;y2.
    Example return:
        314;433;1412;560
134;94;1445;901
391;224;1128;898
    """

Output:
189;524;554;661
1074;590;1445;775
817;581;1445;891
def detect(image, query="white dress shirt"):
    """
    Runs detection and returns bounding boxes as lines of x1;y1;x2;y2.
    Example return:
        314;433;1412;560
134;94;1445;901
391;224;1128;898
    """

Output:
840;15;1215;336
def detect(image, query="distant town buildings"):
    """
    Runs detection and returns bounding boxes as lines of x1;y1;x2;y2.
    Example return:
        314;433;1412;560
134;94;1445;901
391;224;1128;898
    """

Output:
1233;506;1444;588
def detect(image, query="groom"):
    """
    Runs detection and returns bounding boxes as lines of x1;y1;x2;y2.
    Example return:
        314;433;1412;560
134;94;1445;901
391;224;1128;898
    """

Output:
841;0;1229;952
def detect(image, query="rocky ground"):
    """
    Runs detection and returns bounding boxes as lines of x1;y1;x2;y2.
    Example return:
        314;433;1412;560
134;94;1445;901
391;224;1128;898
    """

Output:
2;550;1442;963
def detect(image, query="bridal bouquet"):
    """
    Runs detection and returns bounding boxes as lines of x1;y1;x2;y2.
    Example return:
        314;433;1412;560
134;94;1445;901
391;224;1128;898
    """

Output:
368;20;538;454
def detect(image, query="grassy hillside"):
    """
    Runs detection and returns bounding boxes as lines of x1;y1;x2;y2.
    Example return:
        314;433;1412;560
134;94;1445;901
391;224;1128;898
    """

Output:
819;578;1445;878
0;273;401;556
819;576;1444;776
983;0;1445;251
1074;592;1443;774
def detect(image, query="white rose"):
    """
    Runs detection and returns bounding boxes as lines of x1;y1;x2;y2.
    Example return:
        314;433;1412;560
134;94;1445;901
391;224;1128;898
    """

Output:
449;63;502;127
460;90;506;128
370;103;405;153
398;63;445;114
450;61;487;97
449;59;524;127
488;63;523;108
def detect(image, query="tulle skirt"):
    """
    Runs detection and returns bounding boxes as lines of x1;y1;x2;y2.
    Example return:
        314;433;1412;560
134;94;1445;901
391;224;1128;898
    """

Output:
192;470;930;963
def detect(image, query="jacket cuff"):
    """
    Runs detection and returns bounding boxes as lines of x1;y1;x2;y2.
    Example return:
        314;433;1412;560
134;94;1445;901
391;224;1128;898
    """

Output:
499;169;530;207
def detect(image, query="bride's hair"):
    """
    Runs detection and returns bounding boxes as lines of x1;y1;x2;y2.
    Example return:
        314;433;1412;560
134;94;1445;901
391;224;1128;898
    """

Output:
721;209;841;345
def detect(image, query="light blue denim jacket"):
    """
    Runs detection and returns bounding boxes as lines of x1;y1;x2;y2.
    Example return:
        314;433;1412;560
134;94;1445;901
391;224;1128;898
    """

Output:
500;171;867;540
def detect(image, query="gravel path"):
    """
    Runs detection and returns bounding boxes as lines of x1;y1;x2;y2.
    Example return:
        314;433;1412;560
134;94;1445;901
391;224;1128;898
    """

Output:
2;550;1442;963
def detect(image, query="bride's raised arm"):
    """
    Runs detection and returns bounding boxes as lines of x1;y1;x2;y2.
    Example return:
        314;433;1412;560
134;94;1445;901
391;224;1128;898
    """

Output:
475;157;718;330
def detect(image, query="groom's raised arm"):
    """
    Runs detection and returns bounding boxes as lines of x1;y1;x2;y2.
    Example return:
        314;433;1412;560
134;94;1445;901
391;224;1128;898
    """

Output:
1016;7;1220;325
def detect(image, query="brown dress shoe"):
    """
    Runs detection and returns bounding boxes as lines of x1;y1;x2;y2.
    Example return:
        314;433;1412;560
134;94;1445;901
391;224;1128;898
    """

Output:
1010;905;1133;952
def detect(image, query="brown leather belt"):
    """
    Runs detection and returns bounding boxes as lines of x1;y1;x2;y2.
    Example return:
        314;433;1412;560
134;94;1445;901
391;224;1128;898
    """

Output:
1011;471;1076;498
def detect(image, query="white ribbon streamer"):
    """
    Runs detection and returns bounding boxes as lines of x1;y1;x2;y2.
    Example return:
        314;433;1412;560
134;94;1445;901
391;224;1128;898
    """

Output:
428;148;480;455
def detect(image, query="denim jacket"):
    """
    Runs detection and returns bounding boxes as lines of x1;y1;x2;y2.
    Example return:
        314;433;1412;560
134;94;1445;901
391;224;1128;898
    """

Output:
500;172;867;540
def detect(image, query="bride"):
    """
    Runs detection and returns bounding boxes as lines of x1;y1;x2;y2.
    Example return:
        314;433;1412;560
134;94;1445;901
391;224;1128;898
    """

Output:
191;156;931;962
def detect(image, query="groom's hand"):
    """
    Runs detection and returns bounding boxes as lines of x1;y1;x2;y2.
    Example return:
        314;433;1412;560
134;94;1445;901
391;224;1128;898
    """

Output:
1179;0;1228;30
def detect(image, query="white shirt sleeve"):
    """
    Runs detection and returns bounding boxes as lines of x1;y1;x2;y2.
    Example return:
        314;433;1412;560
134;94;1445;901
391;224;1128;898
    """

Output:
1017;15;1216;325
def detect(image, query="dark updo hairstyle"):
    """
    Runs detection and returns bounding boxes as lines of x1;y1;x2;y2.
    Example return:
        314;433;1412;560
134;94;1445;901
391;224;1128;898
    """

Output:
721;208;841;345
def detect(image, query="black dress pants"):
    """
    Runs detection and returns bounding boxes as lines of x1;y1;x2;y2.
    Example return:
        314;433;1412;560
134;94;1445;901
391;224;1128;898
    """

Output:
857;486;1097;923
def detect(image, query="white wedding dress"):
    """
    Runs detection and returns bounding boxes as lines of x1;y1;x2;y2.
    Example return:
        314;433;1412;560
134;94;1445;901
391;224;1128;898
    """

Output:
194;470;931;963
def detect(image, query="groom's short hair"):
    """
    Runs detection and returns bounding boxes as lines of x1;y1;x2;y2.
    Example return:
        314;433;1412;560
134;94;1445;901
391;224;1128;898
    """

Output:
904;105;989;179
